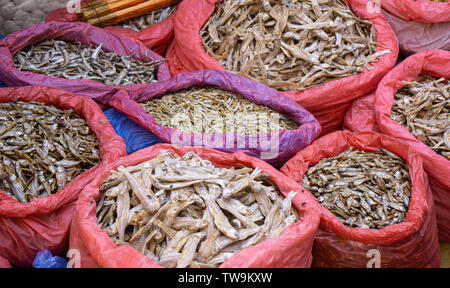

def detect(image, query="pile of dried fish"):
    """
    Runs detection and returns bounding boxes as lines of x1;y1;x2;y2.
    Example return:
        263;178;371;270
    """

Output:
97;150;300;268
0;101;100;203
391;74;449;160
14;39;165;85
200;0;390;91
302;148;411;229
119;5;176;31
140;87;298;134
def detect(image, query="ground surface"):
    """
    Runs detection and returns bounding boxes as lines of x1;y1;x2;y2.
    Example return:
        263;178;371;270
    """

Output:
0;0;69;34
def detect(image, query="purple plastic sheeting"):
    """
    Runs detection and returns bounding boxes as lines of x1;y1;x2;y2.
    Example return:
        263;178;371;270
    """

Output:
109;70;322;167
0;22;171;106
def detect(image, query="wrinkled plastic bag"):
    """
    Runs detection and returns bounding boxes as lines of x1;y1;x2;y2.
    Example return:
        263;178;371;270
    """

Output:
109;70;322;167
372;49;450;242
0;85;127;267
69;144;321;268
104;108;165;154
46;0;177;55
381;10;450;56
281;131;441;267
380;0;450;23
32;250;67;268
0;256;11;268
343;91;380;133
0;22;171;106
166;0;398;135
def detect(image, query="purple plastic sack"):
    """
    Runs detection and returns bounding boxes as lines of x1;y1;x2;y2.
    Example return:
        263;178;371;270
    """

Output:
0;22;171;105
109;70;322;166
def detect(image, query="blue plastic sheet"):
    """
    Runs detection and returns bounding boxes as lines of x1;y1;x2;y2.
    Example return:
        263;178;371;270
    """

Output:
104;108;164;154
32;250;67;268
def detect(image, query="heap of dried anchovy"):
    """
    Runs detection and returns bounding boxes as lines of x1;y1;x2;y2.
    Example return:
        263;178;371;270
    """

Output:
119;5;176;31
302;148;411;229
200;0;390;91
97;150;300;268
391;74;449;159
14;39;164;85
0;101;100;203
140;87;298;134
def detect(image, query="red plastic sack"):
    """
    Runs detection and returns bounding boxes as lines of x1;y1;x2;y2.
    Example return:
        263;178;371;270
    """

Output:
0;22;171;106
109;70;321;167
343;91;380;133
381;10;450;56
166;0;398;136
0;256;12;268
69;144;321;268
46;0;177;55
281;131;441;267
380;0;450;23
0;85;127;267
373;49;450;242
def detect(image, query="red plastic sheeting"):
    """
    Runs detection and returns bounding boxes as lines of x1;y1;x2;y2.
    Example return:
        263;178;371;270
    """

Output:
380;0;450;23
374;50;450;242
46;0;176;55
0;256;12;268
0;85;127;267
166;0;398;136
69;144;321;268
281;131;441;267
108;70;322;167
343;91;380;133
0;22;171;106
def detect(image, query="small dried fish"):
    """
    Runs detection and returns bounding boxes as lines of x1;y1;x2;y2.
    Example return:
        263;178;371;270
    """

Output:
97;150;300;267
14;39;165;86
391;74;449;160
302;148;411;229
119;6;177;31
0;101;100;203
140;86;298;134
200;0;390;91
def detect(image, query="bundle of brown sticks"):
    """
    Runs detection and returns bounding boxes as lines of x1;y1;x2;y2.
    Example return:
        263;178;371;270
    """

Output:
78;0;181;27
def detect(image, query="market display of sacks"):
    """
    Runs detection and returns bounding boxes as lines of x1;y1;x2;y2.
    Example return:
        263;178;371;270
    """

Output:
108;70;322;167
165;0;398;136
0;22;170;106
46;0;179;55
344;50;450;242
380;0;450;56
281;131;441;268
68;144;321;268
0;85;127;267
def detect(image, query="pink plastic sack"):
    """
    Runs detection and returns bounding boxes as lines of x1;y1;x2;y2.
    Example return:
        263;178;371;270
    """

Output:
380;0;450;23
0;22;171;106
69;144;321;268
109;70;322;167
343;91;380;133
166;0;399;136
374;49;450;242
281;131;441;267
0;85;127;267
46;0;178;55
381;9;450;56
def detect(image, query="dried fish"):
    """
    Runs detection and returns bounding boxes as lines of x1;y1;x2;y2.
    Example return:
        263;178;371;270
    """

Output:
302;148;411;229
391;74;449;160
140;86;298;134
14;39;165;86
119;6;177;31
0;101;100;203
97;150;300;267
200;0;390;91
